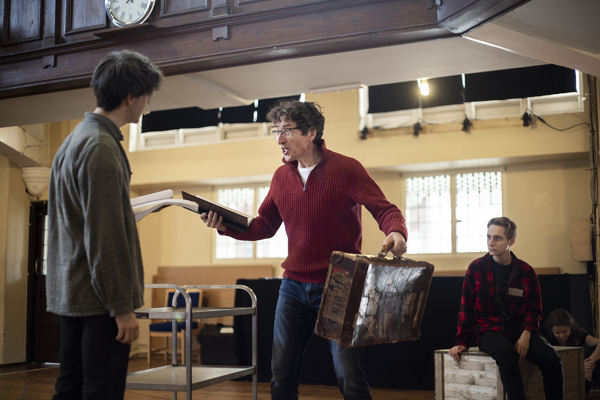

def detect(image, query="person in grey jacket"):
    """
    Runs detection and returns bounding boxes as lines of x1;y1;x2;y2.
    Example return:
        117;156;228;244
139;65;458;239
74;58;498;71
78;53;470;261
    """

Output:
46;50;162;400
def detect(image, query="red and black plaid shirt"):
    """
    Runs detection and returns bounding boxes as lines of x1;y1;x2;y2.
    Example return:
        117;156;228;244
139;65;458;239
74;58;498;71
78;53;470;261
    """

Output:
455;252;542;347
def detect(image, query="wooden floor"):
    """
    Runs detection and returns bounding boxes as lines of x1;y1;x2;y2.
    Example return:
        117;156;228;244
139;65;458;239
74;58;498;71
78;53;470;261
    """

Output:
2;357;600;399
0;356;434;399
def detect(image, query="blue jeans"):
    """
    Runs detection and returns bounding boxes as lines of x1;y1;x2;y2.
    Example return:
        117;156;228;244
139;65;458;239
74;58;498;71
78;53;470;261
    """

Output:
270;278;372;400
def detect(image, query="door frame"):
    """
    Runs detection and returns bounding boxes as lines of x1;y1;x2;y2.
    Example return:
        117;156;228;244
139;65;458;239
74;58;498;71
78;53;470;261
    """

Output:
25;201;60;363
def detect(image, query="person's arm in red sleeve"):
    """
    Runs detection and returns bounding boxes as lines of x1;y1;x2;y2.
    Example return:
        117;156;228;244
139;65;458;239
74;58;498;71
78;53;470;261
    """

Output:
451;265;476;361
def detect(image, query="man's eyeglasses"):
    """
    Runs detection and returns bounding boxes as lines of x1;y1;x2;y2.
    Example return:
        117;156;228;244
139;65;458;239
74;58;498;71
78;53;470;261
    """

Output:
272;127;300;139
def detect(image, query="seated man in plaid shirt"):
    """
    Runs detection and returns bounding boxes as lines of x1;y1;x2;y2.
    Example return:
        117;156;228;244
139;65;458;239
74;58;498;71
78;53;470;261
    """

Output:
448;217;564;400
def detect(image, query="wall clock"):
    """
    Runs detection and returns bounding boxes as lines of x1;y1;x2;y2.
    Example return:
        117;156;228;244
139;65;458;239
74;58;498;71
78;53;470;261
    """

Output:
105;0;156;27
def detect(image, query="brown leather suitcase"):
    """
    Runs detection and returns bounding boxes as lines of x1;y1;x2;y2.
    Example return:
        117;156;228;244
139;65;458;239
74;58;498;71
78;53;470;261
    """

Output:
314;247;434;347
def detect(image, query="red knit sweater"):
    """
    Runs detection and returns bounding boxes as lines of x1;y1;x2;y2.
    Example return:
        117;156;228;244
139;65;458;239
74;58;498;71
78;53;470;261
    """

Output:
225;141;407;283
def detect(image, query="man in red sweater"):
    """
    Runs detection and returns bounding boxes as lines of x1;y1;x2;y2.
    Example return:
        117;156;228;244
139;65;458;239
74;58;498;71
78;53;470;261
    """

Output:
202;100;407;400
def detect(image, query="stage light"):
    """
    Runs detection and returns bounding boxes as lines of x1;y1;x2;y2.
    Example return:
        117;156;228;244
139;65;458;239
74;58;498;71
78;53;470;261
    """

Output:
522;112;531;127
462;117;472;133
418;79;429;96
360;127;369;140
413;122;423;136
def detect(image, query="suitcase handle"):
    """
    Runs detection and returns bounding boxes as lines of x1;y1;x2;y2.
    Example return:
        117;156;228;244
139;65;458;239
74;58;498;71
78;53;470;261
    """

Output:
378;242;400;259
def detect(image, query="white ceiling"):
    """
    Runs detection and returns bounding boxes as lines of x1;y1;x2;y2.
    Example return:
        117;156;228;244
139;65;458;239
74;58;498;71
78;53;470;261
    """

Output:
0;0;598;131
495;0;600;55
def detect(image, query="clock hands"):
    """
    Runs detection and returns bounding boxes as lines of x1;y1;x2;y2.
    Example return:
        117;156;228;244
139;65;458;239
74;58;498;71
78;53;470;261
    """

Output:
107;0;153;26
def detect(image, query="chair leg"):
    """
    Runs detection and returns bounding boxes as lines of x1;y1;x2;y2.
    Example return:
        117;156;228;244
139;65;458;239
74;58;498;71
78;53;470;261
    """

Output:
164;337;168;362
147;330;152;364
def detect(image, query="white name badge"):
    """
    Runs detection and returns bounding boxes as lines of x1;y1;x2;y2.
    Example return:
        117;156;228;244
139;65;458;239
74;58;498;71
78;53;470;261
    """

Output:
508;287;524;297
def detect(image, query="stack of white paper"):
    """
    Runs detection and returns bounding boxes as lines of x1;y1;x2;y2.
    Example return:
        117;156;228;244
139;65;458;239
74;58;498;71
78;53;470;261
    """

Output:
131;189;198;222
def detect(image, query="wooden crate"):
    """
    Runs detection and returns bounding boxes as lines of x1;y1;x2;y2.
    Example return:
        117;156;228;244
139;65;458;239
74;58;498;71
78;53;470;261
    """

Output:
434;346;584;400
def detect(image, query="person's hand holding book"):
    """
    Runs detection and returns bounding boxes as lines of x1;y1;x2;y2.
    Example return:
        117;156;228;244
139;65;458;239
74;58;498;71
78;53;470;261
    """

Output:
183;191;254;232
201;210;227;233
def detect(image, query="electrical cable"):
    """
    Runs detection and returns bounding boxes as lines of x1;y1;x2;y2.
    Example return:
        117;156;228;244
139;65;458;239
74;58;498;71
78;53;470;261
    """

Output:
372;117;435;132
524;108;590;131
565;112;591;124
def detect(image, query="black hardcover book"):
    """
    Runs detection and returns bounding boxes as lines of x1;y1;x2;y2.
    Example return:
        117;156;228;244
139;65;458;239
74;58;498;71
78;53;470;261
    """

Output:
182;191;254;232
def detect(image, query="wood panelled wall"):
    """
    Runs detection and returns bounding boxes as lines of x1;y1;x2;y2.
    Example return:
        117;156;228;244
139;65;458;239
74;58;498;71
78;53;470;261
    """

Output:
0;0;528;100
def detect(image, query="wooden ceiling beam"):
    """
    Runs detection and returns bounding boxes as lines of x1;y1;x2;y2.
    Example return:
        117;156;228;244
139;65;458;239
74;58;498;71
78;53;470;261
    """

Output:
0;0;530;100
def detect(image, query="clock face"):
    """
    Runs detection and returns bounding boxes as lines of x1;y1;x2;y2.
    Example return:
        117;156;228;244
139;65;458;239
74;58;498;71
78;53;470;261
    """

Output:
105;0;156;27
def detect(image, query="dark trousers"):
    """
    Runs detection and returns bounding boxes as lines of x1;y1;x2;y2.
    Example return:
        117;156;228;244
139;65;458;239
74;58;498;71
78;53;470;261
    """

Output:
587;366;600;394
585;345;600;394
478;328;564;400
52;314;131;400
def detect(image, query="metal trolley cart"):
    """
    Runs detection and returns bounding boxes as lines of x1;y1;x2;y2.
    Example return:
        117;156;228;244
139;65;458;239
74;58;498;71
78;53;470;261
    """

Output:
126;284;257;400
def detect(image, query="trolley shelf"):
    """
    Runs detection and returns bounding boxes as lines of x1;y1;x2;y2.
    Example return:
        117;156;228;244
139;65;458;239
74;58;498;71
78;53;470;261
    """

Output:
126;365;256;391
134;306;256;320
126;284;258;400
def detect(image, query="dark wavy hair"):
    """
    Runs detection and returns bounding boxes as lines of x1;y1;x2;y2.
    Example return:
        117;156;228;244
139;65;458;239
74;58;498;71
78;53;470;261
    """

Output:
91;50;163;112
266;100;325;146
487;217;517;240
544;308;586;346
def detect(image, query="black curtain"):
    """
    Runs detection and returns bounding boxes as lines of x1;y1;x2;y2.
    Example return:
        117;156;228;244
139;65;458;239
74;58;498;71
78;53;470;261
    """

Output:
141;95;302;132
464;65;576;102
141;107;219;132
368;65;576;114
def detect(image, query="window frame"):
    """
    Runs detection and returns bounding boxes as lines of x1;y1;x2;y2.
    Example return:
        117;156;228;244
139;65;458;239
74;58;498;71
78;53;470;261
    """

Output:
212;182;287;262
403;167;507;257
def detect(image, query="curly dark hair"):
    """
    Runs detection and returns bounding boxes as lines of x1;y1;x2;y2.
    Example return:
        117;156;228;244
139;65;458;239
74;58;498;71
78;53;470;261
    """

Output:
544;308;586;346
266;100;325;146
91;50;163;112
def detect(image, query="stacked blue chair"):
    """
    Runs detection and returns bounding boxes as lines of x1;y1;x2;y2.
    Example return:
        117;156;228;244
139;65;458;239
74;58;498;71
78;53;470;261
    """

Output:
147;289;203;364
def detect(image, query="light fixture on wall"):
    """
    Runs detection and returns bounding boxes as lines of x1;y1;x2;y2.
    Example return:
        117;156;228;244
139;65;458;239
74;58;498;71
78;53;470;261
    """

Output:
417;79;429;96
413;122;423;137
462;117;472;133
21;167;51;199
360;127;370;140
522;112;532;127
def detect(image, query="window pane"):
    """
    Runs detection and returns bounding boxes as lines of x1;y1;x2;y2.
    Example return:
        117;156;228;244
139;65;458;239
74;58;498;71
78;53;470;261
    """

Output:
215;236;253;259
215;188;254;259
214;186;288;259
256;187;288;258
218;188;254;215
405;175;452;254
455;172;503;253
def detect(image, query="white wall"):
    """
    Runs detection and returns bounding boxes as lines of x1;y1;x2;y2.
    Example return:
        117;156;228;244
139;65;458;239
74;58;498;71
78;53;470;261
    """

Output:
0;159;31;364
